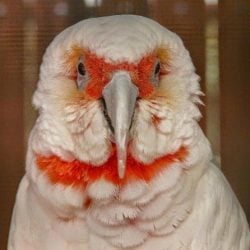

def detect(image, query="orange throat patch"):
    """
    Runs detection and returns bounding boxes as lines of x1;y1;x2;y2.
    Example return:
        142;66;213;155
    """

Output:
37;147;187;188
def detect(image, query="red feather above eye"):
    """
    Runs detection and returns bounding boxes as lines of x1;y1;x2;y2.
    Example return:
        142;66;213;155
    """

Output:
36;146;187;188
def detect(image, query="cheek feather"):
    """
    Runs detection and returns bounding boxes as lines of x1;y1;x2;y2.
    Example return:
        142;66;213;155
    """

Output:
36;146;188;188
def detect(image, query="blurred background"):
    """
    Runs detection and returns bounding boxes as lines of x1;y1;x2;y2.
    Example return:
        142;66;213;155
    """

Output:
0;0;249;248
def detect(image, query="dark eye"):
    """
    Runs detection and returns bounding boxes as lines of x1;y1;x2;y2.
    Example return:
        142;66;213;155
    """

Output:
154;61;161;76
76;57;88;90
151;60;161;86
77;62;86;76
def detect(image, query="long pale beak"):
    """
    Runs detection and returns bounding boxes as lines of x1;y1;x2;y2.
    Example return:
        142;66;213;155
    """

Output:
102;71;139;179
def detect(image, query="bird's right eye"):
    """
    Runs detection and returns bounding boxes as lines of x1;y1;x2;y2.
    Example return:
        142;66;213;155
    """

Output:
76;57;88;90
77;62;86;76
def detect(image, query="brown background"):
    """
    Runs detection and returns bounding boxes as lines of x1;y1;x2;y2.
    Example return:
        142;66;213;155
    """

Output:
0;0;249;249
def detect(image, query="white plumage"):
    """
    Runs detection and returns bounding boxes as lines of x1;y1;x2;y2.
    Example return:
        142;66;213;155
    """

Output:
8;15;250;250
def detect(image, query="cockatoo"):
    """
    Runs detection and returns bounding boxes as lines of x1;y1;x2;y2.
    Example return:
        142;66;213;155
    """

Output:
8;15;250;250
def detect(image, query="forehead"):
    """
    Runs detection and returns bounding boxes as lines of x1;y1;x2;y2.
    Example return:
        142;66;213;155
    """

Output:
51;15;168;64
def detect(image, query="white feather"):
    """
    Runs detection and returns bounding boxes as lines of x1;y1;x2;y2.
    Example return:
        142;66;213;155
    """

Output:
87;179;118;201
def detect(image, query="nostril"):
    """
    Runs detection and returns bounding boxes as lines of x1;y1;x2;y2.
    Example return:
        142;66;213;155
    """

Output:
100;97;114;134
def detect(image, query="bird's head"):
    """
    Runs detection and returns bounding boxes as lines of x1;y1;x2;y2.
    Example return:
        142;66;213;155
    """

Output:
32;15;205;186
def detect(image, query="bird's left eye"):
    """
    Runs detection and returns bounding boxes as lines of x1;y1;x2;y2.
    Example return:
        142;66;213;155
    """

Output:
78;62;86;76
154;61;160;76
151;60;161;86
76;57;88;90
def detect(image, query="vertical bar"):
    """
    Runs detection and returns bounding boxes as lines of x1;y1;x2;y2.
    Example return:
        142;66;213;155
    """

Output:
35;0;69;63
98;0;149;16
23;2;39;147
205;2;220;164
0;1;24;249
67;0;94;22
219;0;250;221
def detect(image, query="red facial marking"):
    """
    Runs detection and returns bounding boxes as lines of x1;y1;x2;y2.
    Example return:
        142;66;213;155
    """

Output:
78;52;157;99
37;146;187;188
